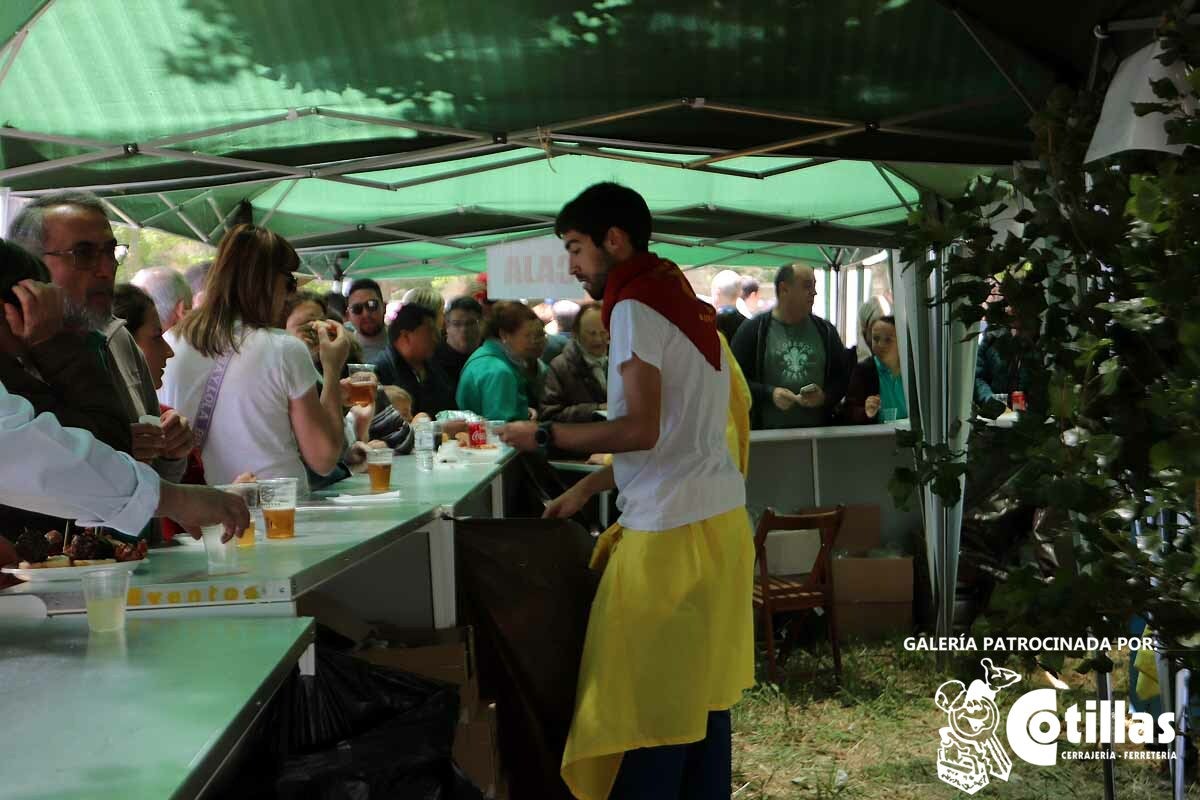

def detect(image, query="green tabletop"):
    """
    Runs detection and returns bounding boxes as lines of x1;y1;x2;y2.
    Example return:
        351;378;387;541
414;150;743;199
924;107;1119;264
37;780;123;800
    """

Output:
2;451;513;615
0;616;313;800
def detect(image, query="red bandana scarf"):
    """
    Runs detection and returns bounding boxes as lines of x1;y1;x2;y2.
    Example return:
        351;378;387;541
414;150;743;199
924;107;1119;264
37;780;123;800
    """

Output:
601;251;721;370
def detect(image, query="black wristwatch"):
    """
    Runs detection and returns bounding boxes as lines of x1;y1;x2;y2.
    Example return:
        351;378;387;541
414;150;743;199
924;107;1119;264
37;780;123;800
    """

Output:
535;422;555;450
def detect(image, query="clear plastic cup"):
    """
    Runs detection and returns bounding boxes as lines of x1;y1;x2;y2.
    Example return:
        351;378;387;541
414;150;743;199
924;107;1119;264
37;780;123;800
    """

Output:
487;420;505;446
366;447;393;492
215;483;259;548
201;525;239;574
259;477;298;539
346;363;377;408
882;408;900;423
82;569;131;633
414;420;436;472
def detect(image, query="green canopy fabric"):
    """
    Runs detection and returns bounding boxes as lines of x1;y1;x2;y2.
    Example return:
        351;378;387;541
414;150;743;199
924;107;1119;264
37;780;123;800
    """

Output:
0;0;1169;192
95;150;982;278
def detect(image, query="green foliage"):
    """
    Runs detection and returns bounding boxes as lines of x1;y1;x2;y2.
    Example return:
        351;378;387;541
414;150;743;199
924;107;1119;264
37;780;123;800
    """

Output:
899;8;1200;670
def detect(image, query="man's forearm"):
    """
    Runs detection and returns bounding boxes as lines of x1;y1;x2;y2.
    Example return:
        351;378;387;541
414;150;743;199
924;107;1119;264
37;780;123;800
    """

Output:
549;415;658;455
578;464;617;495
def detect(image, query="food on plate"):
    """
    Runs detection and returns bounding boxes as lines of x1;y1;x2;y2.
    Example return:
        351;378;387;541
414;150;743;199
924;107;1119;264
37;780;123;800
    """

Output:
13;529;49;565
455;432;470;446
7;529;147;570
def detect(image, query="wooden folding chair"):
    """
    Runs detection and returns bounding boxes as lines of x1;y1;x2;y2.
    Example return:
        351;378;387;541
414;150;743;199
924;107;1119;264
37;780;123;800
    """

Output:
752;505;846;684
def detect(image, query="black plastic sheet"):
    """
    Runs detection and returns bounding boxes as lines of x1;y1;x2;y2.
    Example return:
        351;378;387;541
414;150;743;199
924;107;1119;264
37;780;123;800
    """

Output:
236;647;482;800
455;516;599;800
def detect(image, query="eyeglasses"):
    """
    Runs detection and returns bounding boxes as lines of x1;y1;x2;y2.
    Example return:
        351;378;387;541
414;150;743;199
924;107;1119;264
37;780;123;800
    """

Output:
42;242;129;270
349;299;381;315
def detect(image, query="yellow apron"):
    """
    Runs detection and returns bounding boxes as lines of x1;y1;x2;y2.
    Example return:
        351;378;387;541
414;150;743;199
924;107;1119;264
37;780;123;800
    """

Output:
562;335;755;800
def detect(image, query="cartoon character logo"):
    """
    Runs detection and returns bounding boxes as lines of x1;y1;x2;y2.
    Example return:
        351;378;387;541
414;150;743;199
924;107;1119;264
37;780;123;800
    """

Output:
934;658;1022;794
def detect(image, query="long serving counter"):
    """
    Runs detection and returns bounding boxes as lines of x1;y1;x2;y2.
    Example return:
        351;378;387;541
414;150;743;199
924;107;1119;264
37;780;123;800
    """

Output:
2;450;518;630
746;423;920;549
0;615;314;800
552;423;920;549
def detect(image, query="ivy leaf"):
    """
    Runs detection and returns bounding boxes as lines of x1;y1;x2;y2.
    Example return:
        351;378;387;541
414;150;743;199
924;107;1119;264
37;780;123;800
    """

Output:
888;468;919;511
1098;298;1164;332
1098;357;1122;396
1151;77;1182;100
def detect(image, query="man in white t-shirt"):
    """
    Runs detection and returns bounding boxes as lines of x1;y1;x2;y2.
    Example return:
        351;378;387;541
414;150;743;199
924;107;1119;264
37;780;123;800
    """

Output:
502;183;754;800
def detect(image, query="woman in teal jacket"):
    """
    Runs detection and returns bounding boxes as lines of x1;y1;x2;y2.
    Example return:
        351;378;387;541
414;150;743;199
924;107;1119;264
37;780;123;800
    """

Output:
456;301;545;421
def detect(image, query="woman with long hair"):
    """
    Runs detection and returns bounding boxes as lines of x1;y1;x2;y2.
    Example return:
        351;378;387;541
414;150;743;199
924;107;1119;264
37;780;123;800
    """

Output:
159;225;351;488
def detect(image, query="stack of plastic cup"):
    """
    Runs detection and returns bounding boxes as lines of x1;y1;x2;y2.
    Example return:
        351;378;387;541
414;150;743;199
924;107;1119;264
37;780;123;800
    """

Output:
201;525;239;574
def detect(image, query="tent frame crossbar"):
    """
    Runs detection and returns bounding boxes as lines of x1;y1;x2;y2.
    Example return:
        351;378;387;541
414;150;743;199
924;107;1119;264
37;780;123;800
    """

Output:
0;0;56;90
4;94;1021;194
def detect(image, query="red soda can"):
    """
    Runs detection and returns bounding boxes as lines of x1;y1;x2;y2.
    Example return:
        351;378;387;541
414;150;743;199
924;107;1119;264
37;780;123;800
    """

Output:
468;420;488;448
1010;391;1027;412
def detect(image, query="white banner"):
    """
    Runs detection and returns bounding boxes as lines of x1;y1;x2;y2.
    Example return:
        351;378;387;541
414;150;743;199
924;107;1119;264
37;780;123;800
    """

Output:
485;235;586;301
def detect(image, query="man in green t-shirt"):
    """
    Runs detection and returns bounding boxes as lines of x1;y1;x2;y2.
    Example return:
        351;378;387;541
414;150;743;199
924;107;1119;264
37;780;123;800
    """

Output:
730;264;851;429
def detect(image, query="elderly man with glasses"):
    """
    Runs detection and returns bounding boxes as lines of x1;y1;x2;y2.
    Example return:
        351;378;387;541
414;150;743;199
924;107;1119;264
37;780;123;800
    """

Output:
343;278;388;362
9;192;192;493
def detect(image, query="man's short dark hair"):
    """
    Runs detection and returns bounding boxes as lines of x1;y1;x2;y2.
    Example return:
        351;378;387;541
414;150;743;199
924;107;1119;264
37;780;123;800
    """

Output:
740;277;759;298
388;302;435;341
447;296;483;316
323;290;347;318
773;264;795;295
346;278;383;301
554;182;652;252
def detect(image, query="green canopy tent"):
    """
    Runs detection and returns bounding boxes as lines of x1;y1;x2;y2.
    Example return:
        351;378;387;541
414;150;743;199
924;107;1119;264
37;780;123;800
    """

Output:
84;150;954;279
0;0;1174;643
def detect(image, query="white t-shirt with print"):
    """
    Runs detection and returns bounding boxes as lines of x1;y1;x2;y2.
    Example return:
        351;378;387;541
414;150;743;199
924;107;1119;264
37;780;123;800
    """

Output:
159;327;320;489
607;300;745;531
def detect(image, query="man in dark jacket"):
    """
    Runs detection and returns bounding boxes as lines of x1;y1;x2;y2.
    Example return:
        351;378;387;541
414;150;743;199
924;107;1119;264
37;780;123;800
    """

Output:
730;264;850;429
372;303;455;417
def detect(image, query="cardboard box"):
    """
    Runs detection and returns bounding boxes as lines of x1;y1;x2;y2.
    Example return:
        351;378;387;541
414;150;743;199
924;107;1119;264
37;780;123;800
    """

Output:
832;555;913;604
295;591;373;645
454;702;501;798
360;624;480;722
834;601;913;640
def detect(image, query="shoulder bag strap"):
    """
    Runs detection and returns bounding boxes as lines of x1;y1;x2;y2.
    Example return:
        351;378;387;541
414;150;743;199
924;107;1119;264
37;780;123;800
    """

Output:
192;351;235;452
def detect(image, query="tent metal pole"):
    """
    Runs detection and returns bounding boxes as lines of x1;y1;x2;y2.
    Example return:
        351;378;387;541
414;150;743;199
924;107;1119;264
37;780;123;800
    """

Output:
952;9;1037;113
701;218;825;247
12;171;284;196
877;125;1029;150
386;154;548;190
205;196;229;241
143;109;318;148
0;147;128;182
548;133;728;155
99;197;138;229
509;99;685;139
131;145;313;178
873;163;915;212
139;189;211;226
312;140;511;177
686;126;866;168
511;139;764;179
260;179;297;227
692;100;859;128
156;193;210;242
281;210;470;249
312;108;490;140
0;0;56;90
757;158;837;178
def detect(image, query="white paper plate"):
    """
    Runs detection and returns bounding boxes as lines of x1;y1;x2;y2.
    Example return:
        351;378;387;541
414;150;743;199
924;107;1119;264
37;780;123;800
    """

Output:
329;491;401;505
457;447;503;462
1;558;148;583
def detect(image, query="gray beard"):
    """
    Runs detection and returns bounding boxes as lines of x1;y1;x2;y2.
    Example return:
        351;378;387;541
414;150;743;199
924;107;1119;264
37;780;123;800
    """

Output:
64;299;107;332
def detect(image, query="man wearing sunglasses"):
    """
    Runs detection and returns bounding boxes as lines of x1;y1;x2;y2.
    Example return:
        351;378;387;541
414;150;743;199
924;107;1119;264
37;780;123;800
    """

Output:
344;278;388;362
9;192;192;497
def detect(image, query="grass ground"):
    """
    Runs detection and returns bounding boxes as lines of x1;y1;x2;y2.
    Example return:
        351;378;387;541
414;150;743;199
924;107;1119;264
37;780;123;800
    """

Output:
731;637;1197;800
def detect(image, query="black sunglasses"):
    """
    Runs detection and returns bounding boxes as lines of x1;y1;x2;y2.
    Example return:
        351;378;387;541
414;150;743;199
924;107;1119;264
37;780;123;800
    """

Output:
349;299;381;315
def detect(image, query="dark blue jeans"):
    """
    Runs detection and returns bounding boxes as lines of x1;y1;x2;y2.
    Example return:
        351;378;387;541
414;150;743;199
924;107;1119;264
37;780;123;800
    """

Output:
608;710;732;800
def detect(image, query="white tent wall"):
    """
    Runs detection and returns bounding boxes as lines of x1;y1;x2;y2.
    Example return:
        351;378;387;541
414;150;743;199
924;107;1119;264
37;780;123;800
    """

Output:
895;244;978;641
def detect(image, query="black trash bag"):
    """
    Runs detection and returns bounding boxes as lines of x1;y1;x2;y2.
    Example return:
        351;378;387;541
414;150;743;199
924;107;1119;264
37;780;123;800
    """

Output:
455;516;600;800
239;646;483;800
